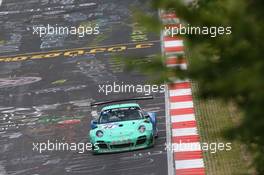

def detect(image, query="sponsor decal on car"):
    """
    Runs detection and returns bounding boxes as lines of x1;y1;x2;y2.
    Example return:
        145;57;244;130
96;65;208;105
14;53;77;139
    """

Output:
101;123;119;129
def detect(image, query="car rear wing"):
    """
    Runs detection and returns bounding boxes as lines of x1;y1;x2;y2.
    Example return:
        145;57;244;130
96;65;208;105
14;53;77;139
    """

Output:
90;95;153;107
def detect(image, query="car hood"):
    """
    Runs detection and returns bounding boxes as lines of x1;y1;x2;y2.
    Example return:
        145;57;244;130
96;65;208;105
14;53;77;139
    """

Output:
96;119;148;137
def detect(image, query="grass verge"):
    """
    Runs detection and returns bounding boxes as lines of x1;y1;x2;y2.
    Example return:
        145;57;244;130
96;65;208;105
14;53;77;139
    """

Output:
192;83;254;175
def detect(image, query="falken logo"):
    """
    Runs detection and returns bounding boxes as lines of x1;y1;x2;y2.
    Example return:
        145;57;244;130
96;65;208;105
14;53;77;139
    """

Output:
101;123;119;129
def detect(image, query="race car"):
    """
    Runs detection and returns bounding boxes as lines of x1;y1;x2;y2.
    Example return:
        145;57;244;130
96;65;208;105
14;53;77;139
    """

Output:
89;96;158;154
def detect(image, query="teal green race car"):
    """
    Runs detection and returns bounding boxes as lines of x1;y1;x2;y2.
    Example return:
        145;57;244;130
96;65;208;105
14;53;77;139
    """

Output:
89;96;158;154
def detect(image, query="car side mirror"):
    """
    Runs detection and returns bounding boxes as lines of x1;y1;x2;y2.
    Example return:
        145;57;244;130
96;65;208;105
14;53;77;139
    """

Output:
144;114;150;118
142;110;151;123
90;120;98;129
91;110;99;118
143;113;150;122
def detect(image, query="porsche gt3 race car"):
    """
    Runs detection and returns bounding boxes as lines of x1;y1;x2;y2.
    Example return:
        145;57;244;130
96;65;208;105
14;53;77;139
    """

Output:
89;96;158;154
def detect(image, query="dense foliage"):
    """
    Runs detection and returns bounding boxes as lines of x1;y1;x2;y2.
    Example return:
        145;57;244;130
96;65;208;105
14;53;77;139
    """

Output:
132;0;264;173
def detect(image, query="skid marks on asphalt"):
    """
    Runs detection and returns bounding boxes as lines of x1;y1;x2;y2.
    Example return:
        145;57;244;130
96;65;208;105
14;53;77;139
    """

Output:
63;150;165;175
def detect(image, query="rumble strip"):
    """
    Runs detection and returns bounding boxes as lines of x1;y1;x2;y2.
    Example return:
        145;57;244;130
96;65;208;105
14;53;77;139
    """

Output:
161;12;206;175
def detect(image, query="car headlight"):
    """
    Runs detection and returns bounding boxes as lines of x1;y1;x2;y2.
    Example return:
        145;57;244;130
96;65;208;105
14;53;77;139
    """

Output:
96;130;104;137
138;125;146;133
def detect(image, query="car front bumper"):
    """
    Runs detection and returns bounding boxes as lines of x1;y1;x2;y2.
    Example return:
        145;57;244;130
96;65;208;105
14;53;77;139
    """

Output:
90;132;154;154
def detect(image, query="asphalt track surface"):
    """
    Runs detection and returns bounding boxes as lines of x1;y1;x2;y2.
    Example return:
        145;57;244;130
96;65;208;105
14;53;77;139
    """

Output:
0;0;168;175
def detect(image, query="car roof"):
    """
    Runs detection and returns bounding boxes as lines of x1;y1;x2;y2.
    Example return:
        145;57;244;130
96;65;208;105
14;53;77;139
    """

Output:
101;103;140;111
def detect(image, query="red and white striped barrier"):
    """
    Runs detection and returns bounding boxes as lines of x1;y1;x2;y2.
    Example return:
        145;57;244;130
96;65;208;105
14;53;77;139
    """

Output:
161;12;206;175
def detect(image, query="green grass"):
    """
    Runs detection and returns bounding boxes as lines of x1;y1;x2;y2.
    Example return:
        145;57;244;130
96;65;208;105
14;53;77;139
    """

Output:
192;83;254;175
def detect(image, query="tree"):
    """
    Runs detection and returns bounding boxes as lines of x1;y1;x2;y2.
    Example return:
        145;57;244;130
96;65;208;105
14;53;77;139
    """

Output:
130;0;264;173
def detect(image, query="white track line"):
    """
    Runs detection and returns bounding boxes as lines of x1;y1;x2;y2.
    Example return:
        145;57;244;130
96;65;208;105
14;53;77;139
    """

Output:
171;114;196;123
172;142;202;152
170;101;194;109
164;40;184;48
172;127;198;137
175;159;205;169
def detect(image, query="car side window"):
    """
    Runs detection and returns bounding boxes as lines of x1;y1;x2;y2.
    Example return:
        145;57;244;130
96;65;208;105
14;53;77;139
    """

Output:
99;112;108;123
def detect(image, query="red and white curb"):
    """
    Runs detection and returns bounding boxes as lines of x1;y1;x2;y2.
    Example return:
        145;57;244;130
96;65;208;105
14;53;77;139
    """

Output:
161;11;206;175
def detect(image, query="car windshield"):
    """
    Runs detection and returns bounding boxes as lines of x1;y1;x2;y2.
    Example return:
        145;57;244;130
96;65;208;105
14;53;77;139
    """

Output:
98;107;144;124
